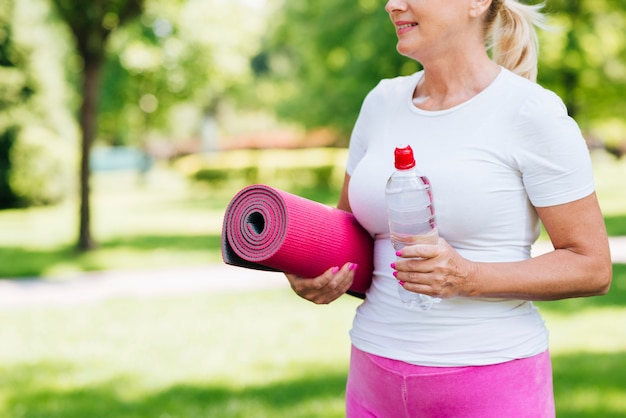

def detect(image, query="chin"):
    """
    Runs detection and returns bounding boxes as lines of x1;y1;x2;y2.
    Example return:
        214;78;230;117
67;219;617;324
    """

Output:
396;47;418;61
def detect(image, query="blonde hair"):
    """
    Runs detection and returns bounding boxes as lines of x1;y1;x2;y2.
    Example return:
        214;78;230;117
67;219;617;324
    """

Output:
485;0;546;82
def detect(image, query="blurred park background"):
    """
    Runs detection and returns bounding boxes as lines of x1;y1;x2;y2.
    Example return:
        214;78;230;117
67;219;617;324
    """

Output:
0;0;625;416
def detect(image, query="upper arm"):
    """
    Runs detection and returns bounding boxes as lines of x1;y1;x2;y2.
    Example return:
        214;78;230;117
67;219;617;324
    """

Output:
536;192;612;279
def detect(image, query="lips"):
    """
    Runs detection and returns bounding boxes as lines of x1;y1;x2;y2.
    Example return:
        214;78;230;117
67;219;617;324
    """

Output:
395;21;418;34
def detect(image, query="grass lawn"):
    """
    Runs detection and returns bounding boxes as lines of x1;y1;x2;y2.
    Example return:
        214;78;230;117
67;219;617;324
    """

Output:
0;168;226;278
0;289;360;418
0;150;624;417
0;270;625;418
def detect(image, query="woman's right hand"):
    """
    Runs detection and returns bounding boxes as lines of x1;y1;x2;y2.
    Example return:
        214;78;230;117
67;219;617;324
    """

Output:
285;262;358;304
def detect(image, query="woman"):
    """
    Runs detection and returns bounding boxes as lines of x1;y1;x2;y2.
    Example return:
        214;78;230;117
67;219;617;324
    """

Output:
286;0;612;416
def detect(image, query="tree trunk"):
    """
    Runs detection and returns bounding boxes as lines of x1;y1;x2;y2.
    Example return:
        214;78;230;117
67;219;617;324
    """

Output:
561;0;582;119
77;56;102;251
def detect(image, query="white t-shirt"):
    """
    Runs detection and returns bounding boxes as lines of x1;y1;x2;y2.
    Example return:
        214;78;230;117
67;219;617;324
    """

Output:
346;67;595;367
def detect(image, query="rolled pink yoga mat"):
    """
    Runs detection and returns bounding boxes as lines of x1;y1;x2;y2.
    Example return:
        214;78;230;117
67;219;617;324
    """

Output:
221;184;374;297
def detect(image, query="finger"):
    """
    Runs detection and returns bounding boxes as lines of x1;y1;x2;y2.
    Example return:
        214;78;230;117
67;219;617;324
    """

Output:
285;264;357;304
393;268;428;285
331;262;357;292
401;280;440;298
396;244;438;260
330;262;357;285
391;259;432;275
311;263;357;303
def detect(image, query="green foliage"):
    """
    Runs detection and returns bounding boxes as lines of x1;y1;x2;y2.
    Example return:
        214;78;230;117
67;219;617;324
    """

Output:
98;11;212;145
0;0;72;209
0;1;23;208
8;126;74;206
255;0;419;141
0;0;35;115
257;0;626;146
539;0;626;143
50;0;144;57
176;148;347;196
97;0;269;148
191;167;229;184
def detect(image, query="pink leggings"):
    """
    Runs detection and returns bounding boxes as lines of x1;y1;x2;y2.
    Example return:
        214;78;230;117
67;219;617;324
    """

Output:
346;345;555;418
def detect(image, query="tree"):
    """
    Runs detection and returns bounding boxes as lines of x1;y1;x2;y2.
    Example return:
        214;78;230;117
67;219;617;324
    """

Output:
0;0;35;208
97;0;267;151
539;0;626;149
257;0;626;148
256;0;418;142
97;4;219;148
50;0;145;251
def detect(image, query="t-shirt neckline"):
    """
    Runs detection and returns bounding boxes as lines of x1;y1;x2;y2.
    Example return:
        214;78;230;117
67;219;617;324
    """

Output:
407;67;505;116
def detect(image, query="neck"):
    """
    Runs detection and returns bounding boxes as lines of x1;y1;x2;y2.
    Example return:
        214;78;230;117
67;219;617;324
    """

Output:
412;52;501;111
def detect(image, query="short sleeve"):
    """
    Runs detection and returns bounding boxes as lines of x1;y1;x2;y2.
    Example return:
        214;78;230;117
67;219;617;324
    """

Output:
513;90;595;208
346;83;383;176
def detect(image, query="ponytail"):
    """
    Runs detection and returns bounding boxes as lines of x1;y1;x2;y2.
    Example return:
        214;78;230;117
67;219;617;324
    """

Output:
485;0;546;82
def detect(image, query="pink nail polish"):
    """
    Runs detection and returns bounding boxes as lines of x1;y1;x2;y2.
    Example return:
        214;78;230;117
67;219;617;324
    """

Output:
399;280;405;286
393;272;398;278
350;263;358;271
390;262;396;269
331;266;340;274
396;251;402;257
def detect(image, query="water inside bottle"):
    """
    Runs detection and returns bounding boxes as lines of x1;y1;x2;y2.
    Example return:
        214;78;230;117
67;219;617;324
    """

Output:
390;226;438;250
391;228;440;310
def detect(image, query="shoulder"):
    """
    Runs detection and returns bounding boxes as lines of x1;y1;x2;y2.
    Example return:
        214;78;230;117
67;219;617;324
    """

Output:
354;72;420;122
366;72;421;102
498;68;569;119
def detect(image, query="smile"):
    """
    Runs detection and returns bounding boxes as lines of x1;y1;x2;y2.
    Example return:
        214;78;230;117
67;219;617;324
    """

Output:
397;23;417;30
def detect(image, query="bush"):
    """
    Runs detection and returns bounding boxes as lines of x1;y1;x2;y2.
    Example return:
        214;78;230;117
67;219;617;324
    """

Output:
176;148;347;192
8;125;74;206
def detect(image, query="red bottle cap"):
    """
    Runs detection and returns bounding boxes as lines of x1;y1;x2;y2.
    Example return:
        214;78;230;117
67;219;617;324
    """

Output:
394;145;416;169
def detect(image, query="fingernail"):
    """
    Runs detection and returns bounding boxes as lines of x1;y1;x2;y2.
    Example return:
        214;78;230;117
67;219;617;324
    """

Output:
350;263;358;271
331;266;340;274
393;272;398;278
390;262;396;269
396;251;402;257
399;280;405;286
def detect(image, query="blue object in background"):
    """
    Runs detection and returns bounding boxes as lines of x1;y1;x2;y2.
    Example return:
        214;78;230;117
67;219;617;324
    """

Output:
90;146;153;172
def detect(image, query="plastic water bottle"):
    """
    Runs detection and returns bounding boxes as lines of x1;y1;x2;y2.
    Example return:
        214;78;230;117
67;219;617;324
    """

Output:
385;145;441;310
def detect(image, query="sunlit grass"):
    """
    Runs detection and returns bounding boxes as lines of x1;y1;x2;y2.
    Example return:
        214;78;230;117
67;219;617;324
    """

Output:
0;289;360;418
0;168;226;278
0;279;625;417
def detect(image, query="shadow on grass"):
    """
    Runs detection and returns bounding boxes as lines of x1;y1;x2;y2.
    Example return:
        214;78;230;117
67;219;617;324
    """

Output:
3;354;625;418
536;264;626;313
101;234;221;251
1;363;347;418
0;234;222;279
553;351;626;417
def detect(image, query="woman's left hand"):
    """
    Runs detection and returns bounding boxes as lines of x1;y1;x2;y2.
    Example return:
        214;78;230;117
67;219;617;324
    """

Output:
391;238;476;299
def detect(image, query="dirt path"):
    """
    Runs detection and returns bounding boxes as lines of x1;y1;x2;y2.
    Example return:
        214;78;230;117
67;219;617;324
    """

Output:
0;264;287;309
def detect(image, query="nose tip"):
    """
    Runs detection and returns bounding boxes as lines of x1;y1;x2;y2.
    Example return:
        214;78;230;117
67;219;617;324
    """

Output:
385;0;406;13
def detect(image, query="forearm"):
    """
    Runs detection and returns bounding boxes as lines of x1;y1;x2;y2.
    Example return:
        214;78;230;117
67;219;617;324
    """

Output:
466;248;612;301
